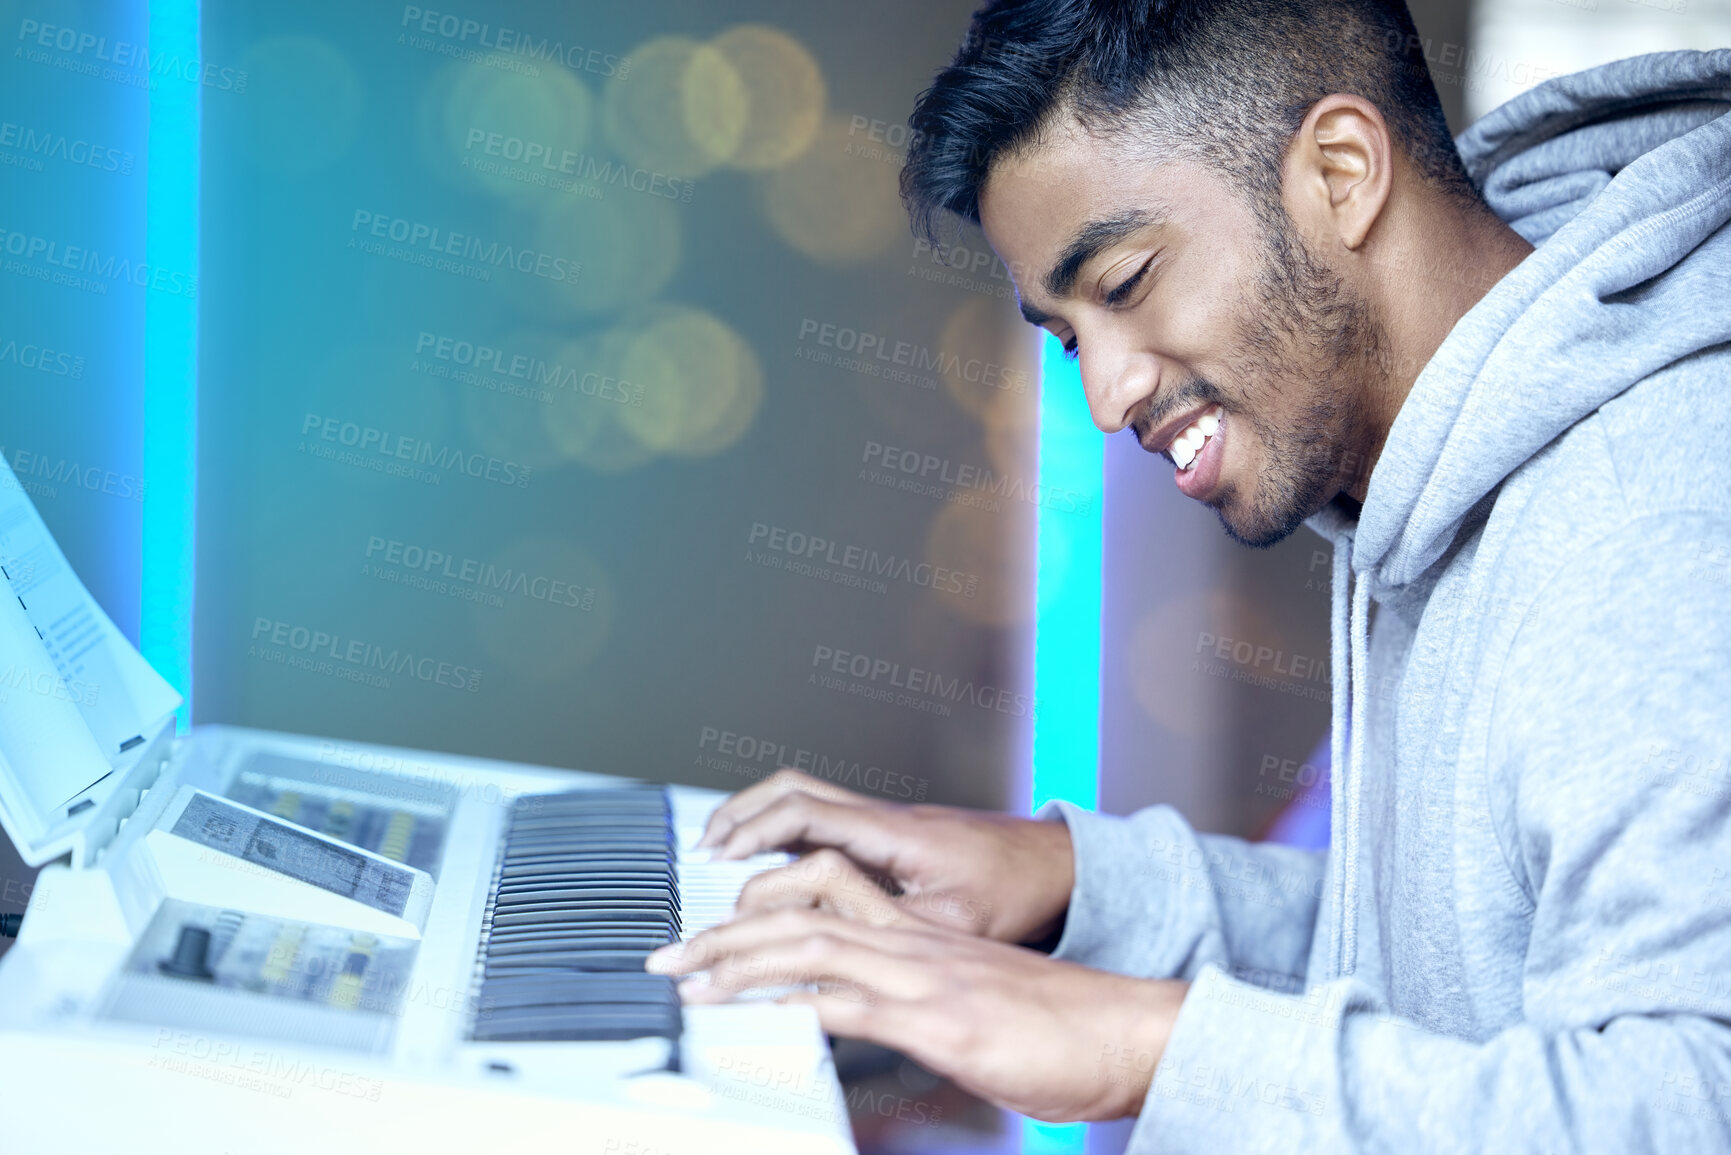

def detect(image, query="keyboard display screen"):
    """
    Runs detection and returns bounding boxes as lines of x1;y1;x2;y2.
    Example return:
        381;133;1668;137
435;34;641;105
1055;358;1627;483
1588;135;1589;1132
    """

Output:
226;760;448;876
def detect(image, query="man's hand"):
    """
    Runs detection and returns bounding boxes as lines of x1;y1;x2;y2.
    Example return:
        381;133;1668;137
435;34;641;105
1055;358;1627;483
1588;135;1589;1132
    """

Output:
646;908;1188;1123
698;769;1075;943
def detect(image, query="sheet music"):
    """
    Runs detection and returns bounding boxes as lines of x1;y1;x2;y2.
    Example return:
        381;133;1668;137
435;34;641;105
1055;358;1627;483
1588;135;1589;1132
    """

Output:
0;452;181;821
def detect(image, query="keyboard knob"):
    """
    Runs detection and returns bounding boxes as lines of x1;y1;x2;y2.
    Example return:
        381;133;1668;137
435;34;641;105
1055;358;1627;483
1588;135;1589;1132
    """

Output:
158;925;216;980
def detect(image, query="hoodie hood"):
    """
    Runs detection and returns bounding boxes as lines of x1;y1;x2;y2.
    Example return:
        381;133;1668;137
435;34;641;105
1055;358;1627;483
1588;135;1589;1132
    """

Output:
1345;48;1731;589
1307;49;1731;977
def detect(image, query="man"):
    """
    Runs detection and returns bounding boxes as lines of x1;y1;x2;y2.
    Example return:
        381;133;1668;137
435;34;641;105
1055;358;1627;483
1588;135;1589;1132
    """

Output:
648;0;1731;1147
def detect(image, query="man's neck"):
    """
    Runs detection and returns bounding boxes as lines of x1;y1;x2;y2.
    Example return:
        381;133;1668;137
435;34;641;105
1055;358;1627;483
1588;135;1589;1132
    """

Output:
1345;198;1534;504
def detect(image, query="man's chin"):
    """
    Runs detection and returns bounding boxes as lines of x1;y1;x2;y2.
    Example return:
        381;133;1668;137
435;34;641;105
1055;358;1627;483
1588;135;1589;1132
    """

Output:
1213;489;1317;550
1218;512;1305;550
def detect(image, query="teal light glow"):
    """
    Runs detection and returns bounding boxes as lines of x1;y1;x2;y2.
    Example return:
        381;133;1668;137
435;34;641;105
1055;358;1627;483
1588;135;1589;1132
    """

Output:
1022;1118;1092;1155
141;0;202;729
1022;332;1103;1155
1030;332;1103;813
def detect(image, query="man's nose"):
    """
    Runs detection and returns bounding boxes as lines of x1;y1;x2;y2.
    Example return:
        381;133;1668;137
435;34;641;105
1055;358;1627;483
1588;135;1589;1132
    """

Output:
1081;344;1156;435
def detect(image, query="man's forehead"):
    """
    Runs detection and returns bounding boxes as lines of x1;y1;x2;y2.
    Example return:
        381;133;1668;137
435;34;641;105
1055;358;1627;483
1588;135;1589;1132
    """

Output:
981;140;1224;309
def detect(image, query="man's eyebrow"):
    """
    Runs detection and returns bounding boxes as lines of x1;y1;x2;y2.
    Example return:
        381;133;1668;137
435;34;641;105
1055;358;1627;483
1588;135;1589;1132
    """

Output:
1040;208;1163;303
1018;298;1055;327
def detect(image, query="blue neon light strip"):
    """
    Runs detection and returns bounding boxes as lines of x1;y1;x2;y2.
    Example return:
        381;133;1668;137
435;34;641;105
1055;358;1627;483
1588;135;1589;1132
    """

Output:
1023;332;1103;1155
1030;332;1103;813
141;0;202;728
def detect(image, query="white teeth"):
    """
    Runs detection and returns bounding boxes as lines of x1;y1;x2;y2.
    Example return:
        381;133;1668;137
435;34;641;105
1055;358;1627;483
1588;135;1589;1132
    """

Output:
1168;406;1223;471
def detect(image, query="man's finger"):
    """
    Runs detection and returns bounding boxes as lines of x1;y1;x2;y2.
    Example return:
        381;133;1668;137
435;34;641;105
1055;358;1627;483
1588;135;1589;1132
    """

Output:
647;907;927;978
778;986;907;1048
711;790;912;869
663;924;924;1007
698;768;881;850
734;848;907;926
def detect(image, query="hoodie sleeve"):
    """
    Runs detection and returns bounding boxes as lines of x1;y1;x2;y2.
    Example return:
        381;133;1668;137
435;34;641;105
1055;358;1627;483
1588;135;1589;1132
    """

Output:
1120;513;1731;1154
1036;801;1325;989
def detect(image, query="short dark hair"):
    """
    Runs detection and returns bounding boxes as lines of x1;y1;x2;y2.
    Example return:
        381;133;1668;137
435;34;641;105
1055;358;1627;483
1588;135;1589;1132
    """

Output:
901;0;1479;244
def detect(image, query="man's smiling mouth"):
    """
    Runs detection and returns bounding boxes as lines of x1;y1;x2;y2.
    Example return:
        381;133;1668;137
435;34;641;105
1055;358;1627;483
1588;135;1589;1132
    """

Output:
1166;405;1222;470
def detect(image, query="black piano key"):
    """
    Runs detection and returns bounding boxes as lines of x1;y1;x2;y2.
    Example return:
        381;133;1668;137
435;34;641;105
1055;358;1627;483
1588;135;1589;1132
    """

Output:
467;787;688;1045
473;1018;680;1043
496;878;678;894
490;905;675;920
495;887;675;905
491;905;675;926
479;981;678;1009
488;940;667;957
487;920;676;939
485;950;657;972
480;972;674;994
503;857;673;874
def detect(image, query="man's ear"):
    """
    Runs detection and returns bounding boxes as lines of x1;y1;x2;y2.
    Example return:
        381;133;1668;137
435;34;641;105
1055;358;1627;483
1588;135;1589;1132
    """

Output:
1282;94;1393;253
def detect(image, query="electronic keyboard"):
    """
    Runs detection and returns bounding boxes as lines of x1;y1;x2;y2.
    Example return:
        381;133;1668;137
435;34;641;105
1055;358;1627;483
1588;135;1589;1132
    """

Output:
0;452;855;1154
0;727;855;1155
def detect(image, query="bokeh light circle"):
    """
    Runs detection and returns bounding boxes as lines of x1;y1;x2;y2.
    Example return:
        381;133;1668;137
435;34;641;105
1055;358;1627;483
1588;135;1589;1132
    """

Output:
711;24;826;170
542;328;658;473
534;190;682;314
617;306;765;457
603;36;747;179
761;115;905;265
441;63;592;201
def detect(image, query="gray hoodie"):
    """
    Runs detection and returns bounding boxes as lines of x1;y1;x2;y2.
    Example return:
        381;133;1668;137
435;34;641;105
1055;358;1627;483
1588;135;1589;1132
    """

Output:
1044;50;1731;1152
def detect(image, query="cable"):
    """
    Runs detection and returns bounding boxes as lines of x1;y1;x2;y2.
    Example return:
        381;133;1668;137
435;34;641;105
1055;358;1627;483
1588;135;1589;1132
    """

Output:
0;912;21;938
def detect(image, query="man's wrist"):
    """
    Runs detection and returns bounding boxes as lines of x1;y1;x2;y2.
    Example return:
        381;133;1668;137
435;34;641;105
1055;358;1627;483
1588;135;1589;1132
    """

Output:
1121;978;1191;1117
1016;814;1075;946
